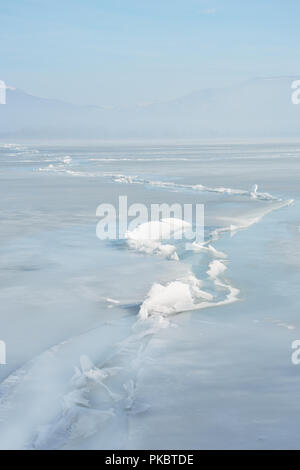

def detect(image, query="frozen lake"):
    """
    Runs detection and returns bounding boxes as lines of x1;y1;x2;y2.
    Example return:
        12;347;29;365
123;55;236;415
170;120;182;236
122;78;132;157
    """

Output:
0;141;299;449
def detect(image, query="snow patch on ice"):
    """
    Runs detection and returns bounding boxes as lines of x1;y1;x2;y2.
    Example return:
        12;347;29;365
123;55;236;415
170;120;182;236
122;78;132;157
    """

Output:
125;218;191;260
139;274;213;319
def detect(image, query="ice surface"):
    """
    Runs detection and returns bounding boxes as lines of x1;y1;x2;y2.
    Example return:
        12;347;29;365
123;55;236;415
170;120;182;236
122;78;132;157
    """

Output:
0;142;299;449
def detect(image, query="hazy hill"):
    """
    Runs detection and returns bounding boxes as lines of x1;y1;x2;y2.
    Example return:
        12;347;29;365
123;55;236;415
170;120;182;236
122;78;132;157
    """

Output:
0;77;299;139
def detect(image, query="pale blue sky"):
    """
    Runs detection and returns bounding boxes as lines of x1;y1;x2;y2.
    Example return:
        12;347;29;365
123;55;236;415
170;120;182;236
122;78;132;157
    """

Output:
1;0;299;105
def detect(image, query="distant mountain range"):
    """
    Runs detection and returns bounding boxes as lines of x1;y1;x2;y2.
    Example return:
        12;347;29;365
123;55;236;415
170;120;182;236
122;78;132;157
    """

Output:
0;77;300;139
